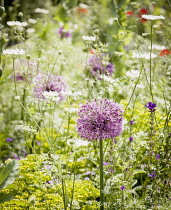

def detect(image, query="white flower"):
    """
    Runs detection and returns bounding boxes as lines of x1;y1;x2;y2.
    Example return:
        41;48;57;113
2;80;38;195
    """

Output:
148;44;166;50
7;21;28;27
64;108;79;114
35;8;49;14
126;70;140;79
28;18;37;24
3;49;26;55
132;52;157;59
141;14;165;20
26;28;35;33
42;91;60;102
82;35;96;41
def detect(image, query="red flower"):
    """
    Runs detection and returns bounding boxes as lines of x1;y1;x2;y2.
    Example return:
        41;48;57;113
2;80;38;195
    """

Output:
140;9;148;14
139;8;148;22
76;7;88;14
159;49;171;56
126;11;133;16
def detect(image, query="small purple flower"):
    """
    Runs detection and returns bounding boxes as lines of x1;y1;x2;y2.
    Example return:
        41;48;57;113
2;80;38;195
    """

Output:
88;54;115;79
33;73;67;101
145;102;156;112
46;180;54;184
114;140;117;144
108;168;114;173
86;171;92;175
129;137;133;142
156;154;160;160
13;155;20;160
36;140;41;146
58;27;72;38
85;177;90;180
6;138;13;142
129;120;134;125
149;171;157;178
103;162;109;166
120;186;125;190
77;99;123;141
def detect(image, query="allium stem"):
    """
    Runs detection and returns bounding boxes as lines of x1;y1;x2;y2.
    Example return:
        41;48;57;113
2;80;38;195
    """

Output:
99;139;104;210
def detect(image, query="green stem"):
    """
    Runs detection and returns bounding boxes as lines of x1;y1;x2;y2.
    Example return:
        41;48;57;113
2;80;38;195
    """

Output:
12;57;18;96
99;139;104;210
149;23;154;102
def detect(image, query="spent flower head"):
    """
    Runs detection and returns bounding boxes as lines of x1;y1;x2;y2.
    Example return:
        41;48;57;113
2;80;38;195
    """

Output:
77;99;123;141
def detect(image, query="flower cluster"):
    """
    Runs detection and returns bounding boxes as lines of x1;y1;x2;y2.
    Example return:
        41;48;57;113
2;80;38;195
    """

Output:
33;73;67;101
77;99;123;140
88;54;114;79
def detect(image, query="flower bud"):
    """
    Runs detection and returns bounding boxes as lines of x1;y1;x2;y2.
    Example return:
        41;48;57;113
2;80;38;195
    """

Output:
0;7;5;17
93;29;99;35
26;54;31;59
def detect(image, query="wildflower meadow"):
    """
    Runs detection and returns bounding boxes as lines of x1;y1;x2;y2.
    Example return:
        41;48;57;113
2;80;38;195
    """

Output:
0;0;171;209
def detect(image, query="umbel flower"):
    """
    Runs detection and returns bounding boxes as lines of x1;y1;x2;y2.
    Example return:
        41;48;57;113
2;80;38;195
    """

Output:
88;54;114;79
33;73;67;101
77;99;123;141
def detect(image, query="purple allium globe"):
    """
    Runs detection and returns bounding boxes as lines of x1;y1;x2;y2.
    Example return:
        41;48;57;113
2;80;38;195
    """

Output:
77;99;123;141
88;54;114;79
33;73;67;101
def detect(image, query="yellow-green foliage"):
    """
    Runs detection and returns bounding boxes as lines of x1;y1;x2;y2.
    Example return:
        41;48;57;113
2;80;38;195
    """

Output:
0;154;99;210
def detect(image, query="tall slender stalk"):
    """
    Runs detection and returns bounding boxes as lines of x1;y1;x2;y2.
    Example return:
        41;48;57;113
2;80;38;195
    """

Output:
99;139;104;210
149;22;154;102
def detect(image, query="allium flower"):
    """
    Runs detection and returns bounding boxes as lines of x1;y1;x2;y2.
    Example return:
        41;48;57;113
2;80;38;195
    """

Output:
33;73;67;101
3;49;25;55
141;14;165;20
145;102;156;112
159;49;171;56
77;99;123;141
88;54;114;79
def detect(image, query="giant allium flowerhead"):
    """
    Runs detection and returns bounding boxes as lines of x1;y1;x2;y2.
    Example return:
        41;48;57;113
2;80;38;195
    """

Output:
33;73;67;101
77;99;123;141
88;54;114;79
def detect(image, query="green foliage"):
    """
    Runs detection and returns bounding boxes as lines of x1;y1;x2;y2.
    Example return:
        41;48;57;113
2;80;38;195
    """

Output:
0;159;19;203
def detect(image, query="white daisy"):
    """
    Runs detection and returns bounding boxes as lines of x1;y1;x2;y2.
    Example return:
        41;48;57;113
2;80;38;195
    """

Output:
141;14;165;20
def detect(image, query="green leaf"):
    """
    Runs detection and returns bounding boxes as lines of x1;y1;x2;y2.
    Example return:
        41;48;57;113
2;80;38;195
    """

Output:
0;193;13;203
0;159;19;190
